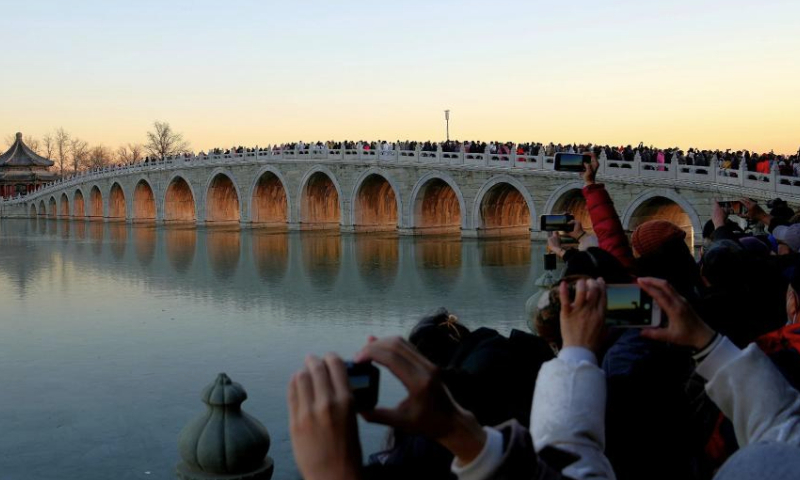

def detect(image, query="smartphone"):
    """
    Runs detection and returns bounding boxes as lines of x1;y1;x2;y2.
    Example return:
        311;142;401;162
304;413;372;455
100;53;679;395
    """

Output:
540;214;575;232
543;253;557;271
605;284;662;328
345;361;380;411
554;153;592;172
718;201;748;216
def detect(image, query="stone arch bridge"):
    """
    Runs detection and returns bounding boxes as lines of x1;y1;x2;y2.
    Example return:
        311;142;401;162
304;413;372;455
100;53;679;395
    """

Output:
5;148;800;247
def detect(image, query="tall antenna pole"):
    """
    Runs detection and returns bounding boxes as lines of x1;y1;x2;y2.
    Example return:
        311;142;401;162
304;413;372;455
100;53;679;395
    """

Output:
444;110;450;142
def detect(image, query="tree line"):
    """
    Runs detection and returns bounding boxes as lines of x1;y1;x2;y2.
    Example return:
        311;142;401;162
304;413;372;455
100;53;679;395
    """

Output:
4;121;190;177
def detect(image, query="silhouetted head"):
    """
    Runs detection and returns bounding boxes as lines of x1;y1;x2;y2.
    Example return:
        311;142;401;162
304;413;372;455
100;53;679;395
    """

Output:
408;307;470;367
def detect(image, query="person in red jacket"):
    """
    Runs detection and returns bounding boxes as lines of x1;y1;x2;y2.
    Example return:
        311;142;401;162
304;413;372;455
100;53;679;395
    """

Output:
580;153;637;273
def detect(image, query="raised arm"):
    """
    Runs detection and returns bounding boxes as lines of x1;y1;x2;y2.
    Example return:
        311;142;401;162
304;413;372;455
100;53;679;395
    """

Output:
581;155;636;272
639;277;800;447
530;278;617;480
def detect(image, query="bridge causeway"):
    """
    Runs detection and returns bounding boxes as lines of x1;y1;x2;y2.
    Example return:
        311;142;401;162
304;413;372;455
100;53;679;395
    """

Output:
3;147;800;246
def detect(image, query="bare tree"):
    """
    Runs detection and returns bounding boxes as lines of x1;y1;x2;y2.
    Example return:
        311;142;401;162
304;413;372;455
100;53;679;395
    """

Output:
70;139;90;173
4;133;40;153
54;128;71;176
87;144;113;170
117;143;144;164
42;133;56;160
145;121;189;159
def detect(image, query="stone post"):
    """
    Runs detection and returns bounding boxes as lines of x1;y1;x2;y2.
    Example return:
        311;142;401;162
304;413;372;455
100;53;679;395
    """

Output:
770;161;779;192
176;373;274;480
738;156;746;185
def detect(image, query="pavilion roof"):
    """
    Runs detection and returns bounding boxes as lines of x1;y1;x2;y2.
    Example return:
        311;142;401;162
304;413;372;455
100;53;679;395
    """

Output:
0;133;54;168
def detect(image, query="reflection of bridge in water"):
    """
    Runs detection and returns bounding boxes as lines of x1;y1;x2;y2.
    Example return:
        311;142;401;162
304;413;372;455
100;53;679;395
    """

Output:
2;219;545;319
8;149;800;248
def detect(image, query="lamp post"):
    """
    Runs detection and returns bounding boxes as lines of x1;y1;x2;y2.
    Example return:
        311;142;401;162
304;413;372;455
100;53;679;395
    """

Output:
444;110;450;142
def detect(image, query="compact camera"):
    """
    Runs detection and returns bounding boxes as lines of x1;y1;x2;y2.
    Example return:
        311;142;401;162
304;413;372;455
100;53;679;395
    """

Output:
345;361;380;411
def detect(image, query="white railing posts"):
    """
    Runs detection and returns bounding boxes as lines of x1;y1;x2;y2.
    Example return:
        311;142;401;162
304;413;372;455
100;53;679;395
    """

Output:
6;145;800;206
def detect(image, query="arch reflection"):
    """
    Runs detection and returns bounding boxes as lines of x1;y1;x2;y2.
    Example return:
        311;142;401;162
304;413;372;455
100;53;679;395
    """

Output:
206;228;241;280
414;237;462;291
479;239;532;293
89;222;104;255
60;220;70;240
252;231;289;284
74;220;86;242
355;234;399;291
133;225;156;267
165;227;197;274
109;223;128;260
301;233;341;290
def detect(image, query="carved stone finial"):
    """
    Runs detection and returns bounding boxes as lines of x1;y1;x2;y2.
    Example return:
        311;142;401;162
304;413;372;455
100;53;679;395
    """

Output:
176;373;273;480
16;132;22;141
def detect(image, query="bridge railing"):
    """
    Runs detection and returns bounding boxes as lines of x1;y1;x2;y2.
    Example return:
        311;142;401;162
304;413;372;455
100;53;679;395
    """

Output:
5;146;800;204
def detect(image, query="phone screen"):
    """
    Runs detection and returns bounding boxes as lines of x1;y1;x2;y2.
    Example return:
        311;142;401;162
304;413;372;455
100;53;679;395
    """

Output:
605;284;656;327
719;201;747;216
555;153;591;172
540;214;574;231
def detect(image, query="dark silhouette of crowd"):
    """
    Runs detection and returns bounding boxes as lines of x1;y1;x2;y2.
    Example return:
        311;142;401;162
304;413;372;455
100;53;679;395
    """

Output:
285;153;800;480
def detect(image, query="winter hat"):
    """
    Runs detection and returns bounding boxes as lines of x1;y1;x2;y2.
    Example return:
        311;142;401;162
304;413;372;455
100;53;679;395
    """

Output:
772;224;800;252
631;220;687;257
701;240;744;287
739;236;771;257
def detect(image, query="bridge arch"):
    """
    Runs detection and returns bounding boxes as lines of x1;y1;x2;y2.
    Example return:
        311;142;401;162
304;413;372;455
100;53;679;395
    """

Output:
249;166;292;226
59;193;70;217
205;169;242;224
108;182;127;221
132;178;157;222
543;181;592;231
29;203;36;217
351;168;402;232
163;173;197;224
74;188;86;218
89;185;104;219
48;196;57;218
298;166;343;229
473;175;535;237
622;188;702;250
409;171;466;234
38;199;46;216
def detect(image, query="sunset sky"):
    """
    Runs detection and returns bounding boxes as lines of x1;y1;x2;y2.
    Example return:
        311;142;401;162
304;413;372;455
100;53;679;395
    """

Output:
2;0;799;153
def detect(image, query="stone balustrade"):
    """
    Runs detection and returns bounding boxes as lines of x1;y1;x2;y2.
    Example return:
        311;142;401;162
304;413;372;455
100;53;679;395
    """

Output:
3;146;799;205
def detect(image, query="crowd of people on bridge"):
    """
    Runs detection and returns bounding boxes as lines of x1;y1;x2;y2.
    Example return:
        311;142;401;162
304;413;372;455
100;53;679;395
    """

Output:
284;155;800;480
184;140;800;176
45;141;797;201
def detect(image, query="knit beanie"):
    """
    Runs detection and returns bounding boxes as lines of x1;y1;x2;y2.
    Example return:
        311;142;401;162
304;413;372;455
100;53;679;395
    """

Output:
631;220;686;257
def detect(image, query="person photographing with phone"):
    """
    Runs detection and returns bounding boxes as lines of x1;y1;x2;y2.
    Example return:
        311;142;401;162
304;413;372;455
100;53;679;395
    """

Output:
287;277;800;480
